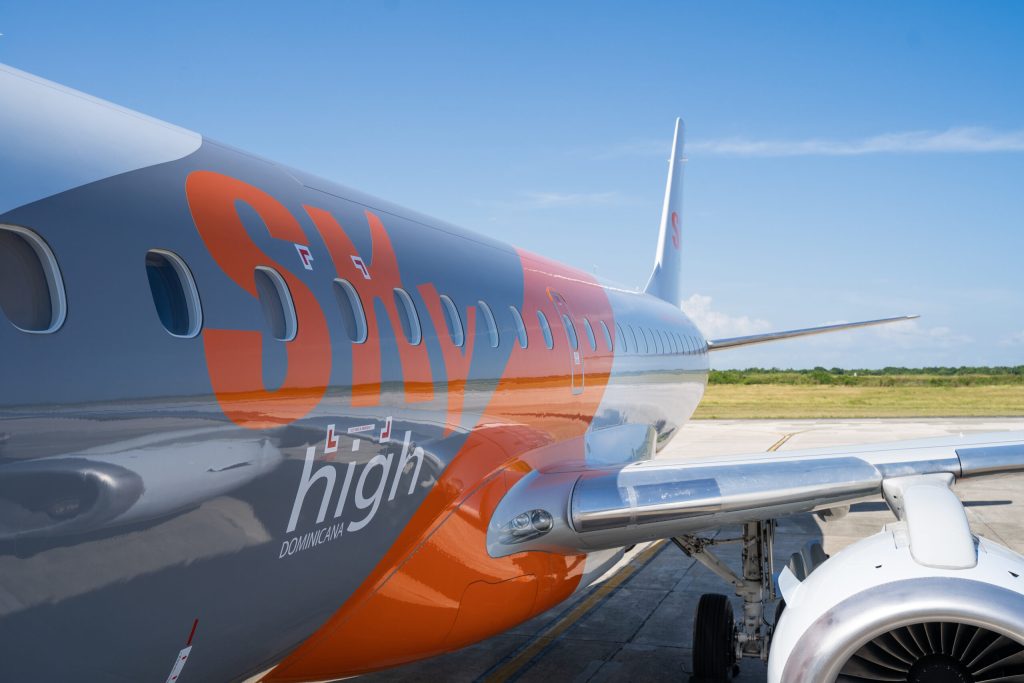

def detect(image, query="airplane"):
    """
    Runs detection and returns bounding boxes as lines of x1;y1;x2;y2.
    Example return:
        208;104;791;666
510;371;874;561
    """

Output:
1;62;1023;683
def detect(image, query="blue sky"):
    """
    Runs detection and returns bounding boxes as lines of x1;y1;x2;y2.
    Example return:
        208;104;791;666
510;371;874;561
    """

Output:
2;2;1022;369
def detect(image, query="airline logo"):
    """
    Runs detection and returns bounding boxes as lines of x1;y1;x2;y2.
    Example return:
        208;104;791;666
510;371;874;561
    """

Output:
280;424;427;559
295;243;314;270
185;171;610;437
671;211;680;249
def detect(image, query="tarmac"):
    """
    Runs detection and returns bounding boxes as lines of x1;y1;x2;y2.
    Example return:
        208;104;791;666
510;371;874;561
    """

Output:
347;418;1024;682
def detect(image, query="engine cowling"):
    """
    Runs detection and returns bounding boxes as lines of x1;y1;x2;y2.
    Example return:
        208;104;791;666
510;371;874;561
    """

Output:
768;527;1024;682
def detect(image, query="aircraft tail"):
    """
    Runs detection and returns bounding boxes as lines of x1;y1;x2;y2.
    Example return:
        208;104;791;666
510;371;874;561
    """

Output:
643;118;686;306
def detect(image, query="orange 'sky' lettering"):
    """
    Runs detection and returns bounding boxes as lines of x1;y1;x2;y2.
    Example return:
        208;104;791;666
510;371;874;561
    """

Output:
186;171;331;429
418;284;476;435
304;206;433;405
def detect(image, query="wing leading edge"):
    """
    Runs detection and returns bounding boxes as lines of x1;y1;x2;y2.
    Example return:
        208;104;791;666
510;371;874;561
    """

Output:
706;315;919;351
486;431;1024;558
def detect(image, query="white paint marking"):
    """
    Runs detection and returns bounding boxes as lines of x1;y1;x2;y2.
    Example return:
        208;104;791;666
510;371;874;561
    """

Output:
165;646;192;683
294;244;314;270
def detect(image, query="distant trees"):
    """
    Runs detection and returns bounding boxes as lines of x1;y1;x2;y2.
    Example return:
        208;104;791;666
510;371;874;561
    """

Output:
707;367;1024;386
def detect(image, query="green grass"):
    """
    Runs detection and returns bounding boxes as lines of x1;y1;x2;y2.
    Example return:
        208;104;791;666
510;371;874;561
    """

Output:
695;368;1024;419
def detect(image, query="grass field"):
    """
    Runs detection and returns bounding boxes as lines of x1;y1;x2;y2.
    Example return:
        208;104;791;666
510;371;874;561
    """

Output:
694;368;1024;419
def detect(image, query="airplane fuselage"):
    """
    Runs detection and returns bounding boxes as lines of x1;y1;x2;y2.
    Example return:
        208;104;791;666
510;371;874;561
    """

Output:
0;131;707;681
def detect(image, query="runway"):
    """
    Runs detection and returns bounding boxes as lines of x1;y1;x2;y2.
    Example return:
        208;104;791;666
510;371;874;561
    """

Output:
348;418;1024;682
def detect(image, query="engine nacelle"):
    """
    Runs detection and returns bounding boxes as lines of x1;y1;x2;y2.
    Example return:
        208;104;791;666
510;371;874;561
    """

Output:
768;527;1024;682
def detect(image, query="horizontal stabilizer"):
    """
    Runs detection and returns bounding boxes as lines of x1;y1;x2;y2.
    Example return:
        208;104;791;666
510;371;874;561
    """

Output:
706;315;918;351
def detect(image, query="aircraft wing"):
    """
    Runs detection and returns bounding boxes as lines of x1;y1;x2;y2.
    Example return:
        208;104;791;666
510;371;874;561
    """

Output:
486;430;1024;557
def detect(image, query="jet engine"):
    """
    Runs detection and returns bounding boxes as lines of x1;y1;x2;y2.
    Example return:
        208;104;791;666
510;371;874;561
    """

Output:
769;487;1024;682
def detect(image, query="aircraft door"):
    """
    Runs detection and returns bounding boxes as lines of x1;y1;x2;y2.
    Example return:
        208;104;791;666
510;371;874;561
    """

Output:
548;289;584;395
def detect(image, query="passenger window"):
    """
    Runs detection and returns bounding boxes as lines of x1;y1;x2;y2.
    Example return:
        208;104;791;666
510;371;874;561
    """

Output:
0;225;66;333
393;288;422;345
537;310;554;349
510;305;528;348
582;318;597;352
628;324;641;353
659;330;670;354
616;323;628;353
145;250;202;338
643;328;654;354
675;332;686;354
561;314;579;351
439;294;464;347
478;300;499;348
333;279;367;343
254;267;297;342
600;320;613;351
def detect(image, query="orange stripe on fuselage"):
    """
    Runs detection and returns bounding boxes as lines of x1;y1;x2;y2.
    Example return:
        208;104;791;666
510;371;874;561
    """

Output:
186;172;332;430
265;250;615;681
304;205;434;405
418;283;476;436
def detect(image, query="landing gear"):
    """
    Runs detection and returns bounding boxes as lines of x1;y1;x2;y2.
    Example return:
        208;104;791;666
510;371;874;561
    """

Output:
676;521;777;679
692;593;736;680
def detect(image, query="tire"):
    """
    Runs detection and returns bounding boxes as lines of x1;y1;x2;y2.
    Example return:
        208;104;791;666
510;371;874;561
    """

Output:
692;593;735;681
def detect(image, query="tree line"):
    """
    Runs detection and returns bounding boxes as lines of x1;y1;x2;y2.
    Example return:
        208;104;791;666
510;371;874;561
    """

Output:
709;367;1024;386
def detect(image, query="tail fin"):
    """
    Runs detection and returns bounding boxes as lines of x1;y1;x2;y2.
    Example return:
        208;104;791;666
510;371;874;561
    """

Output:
643;118;686;305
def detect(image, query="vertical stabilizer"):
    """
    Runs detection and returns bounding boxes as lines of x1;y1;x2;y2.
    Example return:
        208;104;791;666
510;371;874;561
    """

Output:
643;118;686;305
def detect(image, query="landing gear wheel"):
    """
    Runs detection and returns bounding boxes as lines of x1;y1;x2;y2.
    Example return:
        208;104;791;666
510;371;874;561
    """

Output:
692;593;736;681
